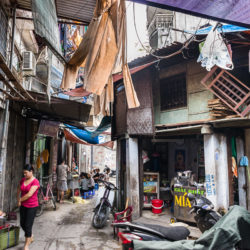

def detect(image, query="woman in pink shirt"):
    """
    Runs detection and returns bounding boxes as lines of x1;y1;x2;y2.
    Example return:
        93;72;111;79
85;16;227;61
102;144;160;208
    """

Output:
17;164;40;250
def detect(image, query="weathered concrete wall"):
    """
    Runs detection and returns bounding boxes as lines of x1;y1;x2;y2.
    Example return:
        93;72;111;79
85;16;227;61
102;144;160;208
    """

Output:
155;60;213;125
3;109;26;212
236;136;247;209
78;140;116;173
204;133;229;211
244;129;250;210
126;138;140;219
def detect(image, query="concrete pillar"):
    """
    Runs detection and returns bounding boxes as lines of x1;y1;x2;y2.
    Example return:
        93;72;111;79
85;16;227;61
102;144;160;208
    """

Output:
204;133;229;211
116;139;121;210
126;137;140;219
244;129;250;210
236;136;247;209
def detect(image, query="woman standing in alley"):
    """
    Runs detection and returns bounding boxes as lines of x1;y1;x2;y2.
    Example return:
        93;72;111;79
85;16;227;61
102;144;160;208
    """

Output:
17;164;40;250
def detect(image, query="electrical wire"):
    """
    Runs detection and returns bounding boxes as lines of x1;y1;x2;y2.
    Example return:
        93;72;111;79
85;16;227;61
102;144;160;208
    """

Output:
132;3;203;60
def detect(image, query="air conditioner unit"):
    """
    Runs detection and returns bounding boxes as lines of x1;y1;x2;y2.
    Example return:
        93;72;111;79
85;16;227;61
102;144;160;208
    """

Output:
22;51;36;76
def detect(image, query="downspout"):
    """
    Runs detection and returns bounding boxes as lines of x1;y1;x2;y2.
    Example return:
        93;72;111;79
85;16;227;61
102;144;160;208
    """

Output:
0;5;16;209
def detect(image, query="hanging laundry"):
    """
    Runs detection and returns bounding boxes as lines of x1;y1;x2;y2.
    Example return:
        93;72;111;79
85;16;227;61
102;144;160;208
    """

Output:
36;149;49;169
232;157;238;178
197;25;233;71
240;156;249;167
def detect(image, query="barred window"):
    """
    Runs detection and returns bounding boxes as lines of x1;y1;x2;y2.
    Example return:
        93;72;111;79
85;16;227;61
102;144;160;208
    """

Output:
160;74;187;111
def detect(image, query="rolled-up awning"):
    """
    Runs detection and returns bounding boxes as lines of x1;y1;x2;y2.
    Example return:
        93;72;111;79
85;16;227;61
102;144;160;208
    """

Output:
17;91;91;128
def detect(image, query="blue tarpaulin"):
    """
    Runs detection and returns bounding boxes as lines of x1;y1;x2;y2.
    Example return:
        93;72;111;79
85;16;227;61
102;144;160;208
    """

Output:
64;124;101;144
64;116;111;144
189;24;249;35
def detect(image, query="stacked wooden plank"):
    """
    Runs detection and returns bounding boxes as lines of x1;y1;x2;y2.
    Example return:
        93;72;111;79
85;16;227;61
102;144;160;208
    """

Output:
208;99;239;118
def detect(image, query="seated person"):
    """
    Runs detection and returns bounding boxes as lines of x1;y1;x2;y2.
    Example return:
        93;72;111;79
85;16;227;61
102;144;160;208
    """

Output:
80;173;89;197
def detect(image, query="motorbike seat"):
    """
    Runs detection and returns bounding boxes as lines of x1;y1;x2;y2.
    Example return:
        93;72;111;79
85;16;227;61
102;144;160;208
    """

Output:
135;223;190;241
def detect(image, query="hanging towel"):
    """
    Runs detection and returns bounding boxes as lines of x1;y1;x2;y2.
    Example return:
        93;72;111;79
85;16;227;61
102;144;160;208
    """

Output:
240;156;249;167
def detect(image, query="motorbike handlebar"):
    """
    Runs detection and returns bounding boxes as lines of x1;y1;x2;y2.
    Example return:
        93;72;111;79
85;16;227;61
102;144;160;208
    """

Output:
98;179;118;190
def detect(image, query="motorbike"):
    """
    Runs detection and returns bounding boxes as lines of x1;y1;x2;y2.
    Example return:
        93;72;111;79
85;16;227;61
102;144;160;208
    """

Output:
188;193;222;233
92;180;117;229
113;221;190;250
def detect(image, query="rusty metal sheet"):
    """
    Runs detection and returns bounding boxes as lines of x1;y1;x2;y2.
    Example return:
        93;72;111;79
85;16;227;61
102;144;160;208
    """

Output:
127;68;154;135
114;87;127;137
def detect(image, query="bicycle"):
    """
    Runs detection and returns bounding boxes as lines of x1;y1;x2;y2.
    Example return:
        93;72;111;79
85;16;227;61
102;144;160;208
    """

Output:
36;175;57;217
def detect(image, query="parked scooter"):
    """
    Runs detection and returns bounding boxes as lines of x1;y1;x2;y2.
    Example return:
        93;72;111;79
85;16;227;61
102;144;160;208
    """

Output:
188;193;222;233
113;221;190;250
92;180;117;229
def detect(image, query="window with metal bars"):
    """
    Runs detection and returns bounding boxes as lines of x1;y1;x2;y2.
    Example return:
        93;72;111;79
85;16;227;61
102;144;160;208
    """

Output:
160;73;187;111
0;5;8;58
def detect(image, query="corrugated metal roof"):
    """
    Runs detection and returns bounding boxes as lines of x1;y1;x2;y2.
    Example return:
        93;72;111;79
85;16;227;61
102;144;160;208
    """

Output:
128;42;183;68
15;0;95;24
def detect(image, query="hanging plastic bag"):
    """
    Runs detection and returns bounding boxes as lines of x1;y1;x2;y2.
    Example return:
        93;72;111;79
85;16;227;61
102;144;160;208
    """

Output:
197;25;233;71
142;150;150;164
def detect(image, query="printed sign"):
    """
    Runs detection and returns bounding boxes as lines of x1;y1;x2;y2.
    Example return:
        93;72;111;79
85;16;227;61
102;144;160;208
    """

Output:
144;181;157;193
205;174;216;196
174;187;205;208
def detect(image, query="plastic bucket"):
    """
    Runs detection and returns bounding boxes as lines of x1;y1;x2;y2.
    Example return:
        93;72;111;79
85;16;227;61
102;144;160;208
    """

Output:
94;183;99;190
151;199;164;214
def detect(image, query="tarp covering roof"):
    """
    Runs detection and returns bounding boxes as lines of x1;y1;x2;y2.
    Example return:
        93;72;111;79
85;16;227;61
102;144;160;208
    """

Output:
133;0;250;28
190;24;250;35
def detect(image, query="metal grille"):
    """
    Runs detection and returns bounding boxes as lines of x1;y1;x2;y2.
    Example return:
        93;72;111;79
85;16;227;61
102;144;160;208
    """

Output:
201;66;250;117
127;69;154;135
23;52;31;69
0;5;8;58
160;74;187;111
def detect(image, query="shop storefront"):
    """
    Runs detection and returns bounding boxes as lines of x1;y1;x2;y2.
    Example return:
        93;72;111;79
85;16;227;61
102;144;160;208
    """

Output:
141;135;206;221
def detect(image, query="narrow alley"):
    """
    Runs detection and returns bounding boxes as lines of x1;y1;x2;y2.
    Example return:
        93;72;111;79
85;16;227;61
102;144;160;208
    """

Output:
0;0;250;250
10;193;121;250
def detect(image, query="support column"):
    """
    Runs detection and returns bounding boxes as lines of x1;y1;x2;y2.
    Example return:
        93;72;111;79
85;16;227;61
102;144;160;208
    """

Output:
244;129;250;210
236;136;247;209
116;139;121;210
204;133;229;211
126;137;140;219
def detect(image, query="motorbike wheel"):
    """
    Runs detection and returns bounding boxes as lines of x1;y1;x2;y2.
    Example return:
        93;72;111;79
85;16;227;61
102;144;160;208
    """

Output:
36;189;44;217
92;205;110;229
51;196;57;211
36;203;44;217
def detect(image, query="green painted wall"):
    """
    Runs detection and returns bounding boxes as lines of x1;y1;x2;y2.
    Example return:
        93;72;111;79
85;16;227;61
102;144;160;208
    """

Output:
154;60;213;125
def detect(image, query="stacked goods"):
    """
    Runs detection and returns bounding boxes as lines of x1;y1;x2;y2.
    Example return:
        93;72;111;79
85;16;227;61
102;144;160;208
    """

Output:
208;99;239;118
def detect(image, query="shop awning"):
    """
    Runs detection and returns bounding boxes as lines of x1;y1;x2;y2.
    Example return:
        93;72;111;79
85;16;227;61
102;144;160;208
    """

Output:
17;91;91;128
132;0;250;28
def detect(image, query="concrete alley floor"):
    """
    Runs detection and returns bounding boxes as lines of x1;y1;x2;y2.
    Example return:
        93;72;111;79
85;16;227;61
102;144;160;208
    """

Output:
10;193;122;250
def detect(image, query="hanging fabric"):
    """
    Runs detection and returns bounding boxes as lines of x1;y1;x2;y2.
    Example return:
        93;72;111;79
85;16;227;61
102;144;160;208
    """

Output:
60;0;140;114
